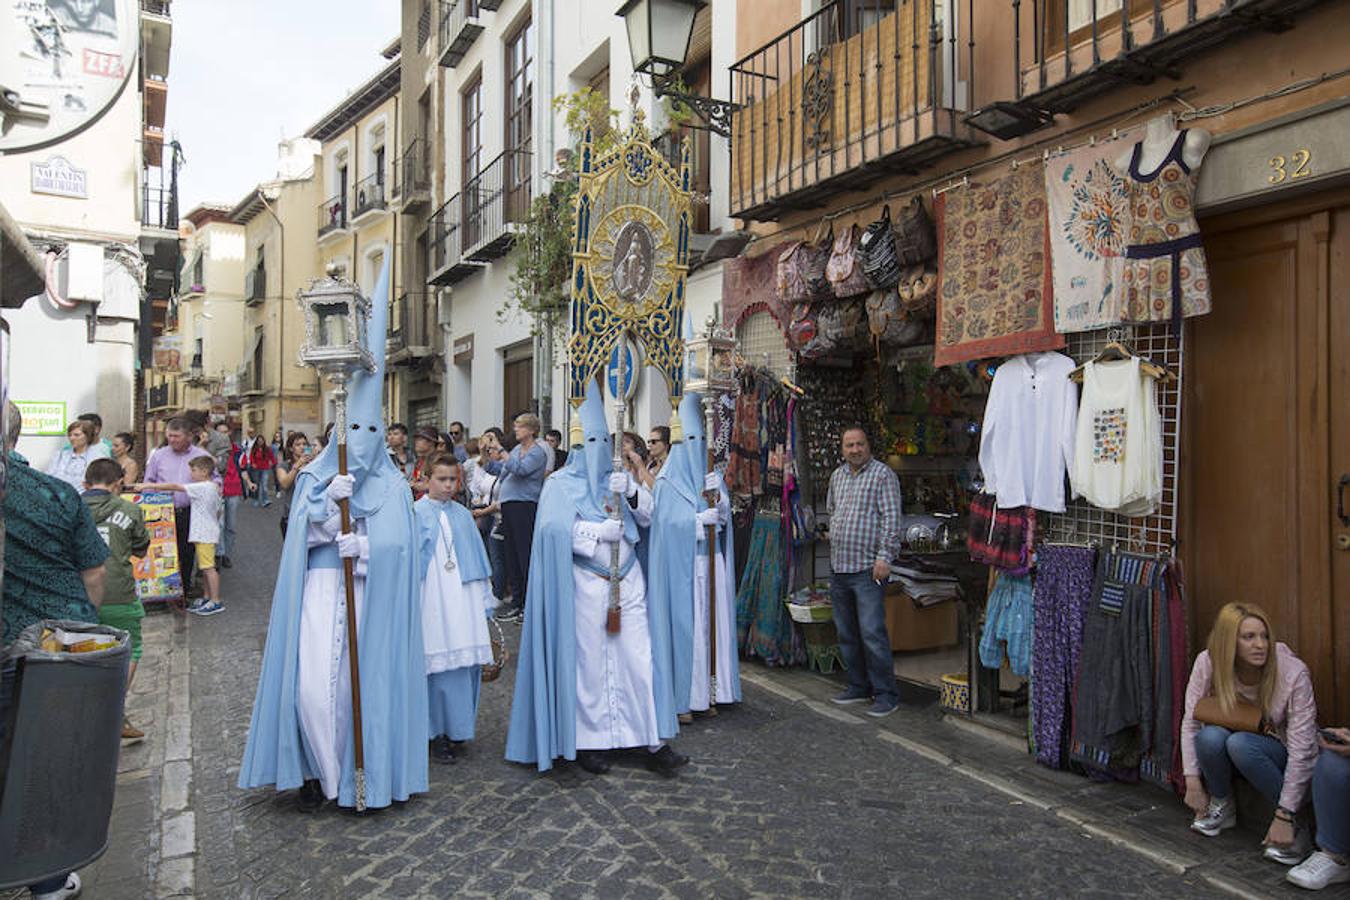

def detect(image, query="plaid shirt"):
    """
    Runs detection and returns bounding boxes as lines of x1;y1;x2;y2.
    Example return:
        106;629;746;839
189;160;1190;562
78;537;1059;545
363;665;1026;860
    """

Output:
826;457;903;574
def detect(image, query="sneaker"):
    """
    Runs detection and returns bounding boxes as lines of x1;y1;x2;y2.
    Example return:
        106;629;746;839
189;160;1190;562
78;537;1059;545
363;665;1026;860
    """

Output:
1265;826;1314;867
495;606;523;624
31;872;81;900
219;556;232;569
830;689;872;706
191;600;224;617
865;699;900;718
429;735;456;765
1190;797;1238;837
121;718;145;742
1288;850;1350;890
185;597;206;613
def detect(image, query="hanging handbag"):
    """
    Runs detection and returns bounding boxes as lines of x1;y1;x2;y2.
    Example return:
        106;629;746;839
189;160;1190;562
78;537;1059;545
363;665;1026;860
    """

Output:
896;264;939;315
1193;696;1269;734
893;195;938;265
776;238;831;304
481;617;509;683
858;204;903;289
864;289;925;346
826;224;872;298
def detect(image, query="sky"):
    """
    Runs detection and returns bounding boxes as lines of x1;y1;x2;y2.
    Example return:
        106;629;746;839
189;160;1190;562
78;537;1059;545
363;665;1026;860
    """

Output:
166;0;400;213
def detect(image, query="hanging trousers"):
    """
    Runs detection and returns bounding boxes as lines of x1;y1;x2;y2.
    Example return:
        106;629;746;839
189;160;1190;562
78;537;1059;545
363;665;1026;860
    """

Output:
1031;546;1096;770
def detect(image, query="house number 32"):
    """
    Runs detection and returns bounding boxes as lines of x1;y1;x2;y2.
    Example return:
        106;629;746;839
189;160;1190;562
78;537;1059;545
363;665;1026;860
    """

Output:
1269;149;1313;184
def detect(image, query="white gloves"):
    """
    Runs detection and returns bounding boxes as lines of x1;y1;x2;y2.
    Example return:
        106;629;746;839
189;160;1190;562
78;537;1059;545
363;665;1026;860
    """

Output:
704;472;720;493
593;517;624;544
326;473;355;503
608;472;636;498
695;507;724;530
337;532;368;559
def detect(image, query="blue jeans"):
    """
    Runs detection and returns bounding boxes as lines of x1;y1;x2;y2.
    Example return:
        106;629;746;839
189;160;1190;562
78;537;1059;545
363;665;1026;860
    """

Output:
829;571;898;705
1313;748;1350;855
255;469;272;506
487;529;508;601
1195;725;1287;803
219;495;240;559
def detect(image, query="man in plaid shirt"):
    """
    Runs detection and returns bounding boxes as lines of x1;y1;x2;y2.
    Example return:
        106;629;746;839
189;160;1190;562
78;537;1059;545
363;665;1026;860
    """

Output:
826;426;903;717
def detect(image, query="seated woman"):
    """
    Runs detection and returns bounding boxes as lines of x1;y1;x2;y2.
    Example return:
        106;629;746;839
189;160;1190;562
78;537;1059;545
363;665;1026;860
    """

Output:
1181;602;1319;865
1287;727;1350;890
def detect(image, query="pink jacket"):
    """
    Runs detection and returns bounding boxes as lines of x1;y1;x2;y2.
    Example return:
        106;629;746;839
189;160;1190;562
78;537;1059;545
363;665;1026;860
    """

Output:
1180;642;1319;811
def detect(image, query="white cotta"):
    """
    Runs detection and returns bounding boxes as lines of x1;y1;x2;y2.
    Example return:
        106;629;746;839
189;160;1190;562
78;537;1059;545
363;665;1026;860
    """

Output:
688;495;739;710
421;509;495;675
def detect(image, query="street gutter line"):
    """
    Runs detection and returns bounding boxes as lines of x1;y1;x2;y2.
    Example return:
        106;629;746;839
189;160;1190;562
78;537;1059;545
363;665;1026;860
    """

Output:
738;669;1254;898
156;616;195;896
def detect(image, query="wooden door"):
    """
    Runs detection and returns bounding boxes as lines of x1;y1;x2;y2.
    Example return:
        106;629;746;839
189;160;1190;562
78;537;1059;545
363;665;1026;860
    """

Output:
1189;193;1350;722
503;356;533;433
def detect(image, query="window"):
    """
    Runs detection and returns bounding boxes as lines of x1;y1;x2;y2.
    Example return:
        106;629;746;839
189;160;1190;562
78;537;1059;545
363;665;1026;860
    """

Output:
504;17;534;222
252;326;265;391
462;76;483;182
1046;0;1125;51
417;0;431;50
191;254;203;287
371;123;387;186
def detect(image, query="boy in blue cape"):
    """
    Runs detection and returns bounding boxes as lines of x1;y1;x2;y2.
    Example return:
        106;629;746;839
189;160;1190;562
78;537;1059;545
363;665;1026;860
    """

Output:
238;259;428;812
413;453;496;764
649;392;741;721
505;378;686;776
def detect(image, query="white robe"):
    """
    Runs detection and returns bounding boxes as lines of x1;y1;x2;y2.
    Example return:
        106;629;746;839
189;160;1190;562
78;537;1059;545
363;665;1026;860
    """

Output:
296;512;369;801
689;490;739;710
422;510;495;675
570;487;660;751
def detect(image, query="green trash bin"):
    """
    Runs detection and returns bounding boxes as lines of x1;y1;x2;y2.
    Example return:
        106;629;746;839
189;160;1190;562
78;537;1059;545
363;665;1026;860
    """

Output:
0;619;129;890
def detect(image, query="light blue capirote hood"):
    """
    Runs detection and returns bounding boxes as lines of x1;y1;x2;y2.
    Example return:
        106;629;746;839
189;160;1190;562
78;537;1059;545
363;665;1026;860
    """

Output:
505;378;677;771
238;256;429;808
650;391;740;713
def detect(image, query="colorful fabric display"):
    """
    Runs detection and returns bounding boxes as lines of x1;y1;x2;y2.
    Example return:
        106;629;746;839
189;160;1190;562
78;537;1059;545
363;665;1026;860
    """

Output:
1032;545;1096;770
979;573;1034;677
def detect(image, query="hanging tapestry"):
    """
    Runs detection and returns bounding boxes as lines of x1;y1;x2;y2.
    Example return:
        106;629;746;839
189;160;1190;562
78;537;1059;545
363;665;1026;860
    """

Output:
933;166;1064;366
722;246;789;335
1043;130;1138;333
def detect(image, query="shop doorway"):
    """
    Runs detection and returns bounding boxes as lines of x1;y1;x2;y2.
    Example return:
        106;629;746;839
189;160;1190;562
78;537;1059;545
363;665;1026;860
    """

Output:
503;355;533;433
1191;192;1350;722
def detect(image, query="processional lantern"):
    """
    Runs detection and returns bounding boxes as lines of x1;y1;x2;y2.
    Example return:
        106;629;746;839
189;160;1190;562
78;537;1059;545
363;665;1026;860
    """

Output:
684;316;736;398
297;263;375;377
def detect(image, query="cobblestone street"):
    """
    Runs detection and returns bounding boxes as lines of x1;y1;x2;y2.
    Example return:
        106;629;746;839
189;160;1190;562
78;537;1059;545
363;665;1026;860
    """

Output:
54;505;1342;899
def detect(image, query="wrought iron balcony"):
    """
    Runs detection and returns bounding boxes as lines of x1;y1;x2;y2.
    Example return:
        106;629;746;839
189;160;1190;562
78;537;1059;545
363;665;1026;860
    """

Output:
352;173;388;221
140;0;171;16
245;267;266;304
142;183;178;231
462;149;530;262
389;292;437;363
318;193;347;237
428;194;485;286
398;138;432;213
1010;0;1331;115
729;0;980;221
438;0;485;69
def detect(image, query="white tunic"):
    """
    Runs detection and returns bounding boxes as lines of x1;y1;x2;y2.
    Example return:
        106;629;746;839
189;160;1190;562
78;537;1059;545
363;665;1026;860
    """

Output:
688;489;739;710
978;351;1079;512
296;511;369;801
1070;357;1162;516
570;488;660;751
422;510;495;675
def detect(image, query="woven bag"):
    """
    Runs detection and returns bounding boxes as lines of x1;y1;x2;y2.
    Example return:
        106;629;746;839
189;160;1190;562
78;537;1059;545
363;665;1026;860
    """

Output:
865;289;925;345
858;205;902;289
826;224;872;298
896;265;938;315
893;195;938;265
777;240;830;304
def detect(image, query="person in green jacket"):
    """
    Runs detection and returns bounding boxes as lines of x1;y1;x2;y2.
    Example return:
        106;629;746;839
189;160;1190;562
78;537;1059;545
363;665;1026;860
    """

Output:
82;457;152;741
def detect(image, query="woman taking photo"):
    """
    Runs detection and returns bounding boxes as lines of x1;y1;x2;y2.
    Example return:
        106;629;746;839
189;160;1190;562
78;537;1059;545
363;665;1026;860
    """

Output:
112;431;139;485
1182;602;1319;865
273;432;315;539
492;413;548;621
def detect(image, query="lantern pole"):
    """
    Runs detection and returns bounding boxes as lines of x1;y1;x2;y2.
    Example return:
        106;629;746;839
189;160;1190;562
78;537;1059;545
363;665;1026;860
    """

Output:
329;369;367;811
701;387;719;715
606;338;626;635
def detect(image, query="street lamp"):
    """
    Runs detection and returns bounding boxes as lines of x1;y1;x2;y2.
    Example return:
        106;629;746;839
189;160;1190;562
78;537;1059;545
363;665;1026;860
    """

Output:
616;0;739;137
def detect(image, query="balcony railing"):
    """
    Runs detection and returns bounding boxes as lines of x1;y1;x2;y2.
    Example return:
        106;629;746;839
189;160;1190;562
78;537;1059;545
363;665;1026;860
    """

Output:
352;173;387;220
141;0;171;16
438;0;485;69
148;382;170;411
318;193;347;236
142;183;178;230
1011;0;1331;114
389;292;437;362
729;0;978;221
398;138;433;212
245;267;265;304
428;194;485;285
462;149;531;261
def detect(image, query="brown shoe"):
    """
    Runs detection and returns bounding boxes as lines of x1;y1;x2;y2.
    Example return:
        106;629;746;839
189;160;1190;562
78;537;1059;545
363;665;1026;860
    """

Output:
122;718;145;741
677;713;694;725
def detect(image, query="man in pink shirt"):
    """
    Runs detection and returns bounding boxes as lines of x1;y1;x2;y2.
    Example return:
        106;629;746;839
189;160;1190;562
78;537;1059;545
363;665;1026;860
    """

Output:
144;417;214;595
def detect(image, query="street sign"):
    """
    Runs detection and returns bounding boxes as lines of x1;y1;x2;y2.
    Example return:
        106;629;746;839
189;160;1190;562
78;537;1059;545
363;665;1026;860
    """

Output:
15;400;66;435
605;339;640;401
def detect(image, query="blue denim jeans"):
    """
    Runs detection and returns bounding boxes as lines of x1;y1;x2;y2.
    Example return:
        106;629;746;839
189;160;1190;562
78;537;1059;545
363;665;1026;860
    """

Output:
1313;748;1350;855
829;571;898;705
219;495;241;559
1195;724;1287;803
256;469;272;506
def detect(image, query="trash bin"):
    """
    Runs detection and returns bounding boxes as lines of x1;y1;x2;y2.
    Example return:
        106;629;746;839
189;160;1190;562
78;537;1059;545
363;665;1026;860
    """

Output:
0;619;129;890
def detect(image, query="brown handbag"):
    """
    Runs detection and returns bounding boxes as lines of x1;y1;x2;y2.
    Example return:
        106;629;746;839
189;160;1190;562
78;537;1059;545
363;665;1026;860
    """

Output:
893;194;937;266
1193;696;1268;734
826;224;872;298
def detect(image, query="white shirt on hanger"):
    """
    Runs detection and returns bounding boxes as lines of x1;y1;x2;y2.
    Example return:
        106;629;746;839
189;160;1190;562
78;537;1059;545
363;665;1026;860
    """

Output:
1070;357;1163;517
978;351;1078;512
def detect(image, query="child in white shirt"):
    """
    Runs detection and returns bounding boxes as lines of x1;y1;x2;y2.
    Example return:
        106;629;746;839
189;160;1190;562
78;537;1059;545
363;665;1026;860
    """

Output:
137;456;225;616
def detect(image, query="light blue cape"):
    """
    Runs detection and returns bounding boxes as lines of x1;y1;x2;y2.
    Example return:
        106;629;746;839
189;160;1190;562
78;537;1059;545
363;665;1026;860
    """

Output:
238;258;429;808
649;392;740;714
504;379;677;771
413;495;491;584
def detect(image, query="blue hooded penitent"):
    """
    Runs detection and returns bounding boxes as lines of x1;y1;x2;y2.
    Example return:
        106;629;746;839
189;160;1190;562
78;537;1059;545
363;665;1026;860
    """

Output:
504;378;677;771
238;257;428;808
649;391;740;714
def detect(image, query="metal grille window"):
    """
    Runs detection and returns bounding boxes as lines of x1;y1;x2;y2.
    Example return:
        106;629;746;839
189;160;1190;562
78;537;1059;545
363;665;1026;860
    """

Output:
1040;324;1183;555
462;76;482;187
504;17;534;218
735;311;793;378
